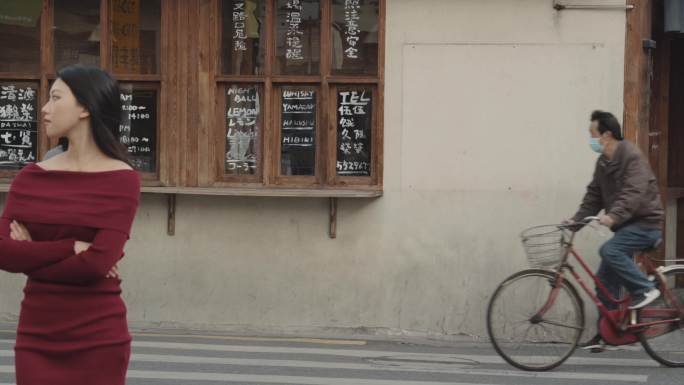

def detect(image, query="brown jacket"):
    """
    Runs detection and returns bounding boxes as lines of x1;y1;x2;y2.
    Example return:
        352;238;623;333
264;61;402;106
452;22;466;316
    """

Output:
572;140;664;230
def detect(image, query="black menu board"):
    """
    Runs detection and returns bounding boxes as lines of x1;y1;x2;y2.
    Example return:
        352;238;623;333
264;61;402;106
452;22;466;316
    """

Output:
225;84;260;174
0;83;38;169
119;88;157;173
336;88;371;176
280;88;316;176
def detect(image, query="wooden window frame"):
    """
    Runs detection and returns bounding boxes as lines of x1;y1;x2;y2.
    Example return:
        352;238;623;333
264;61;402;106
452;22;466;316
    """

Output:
212;0;384;193
1;0;385;197
0;0;166;186
105;0;165;184
0;0;51;182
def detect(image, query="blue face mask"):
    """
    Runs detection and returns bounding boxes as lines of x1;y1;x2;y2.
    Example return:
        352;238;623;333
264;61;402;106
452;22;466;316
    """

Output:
589;137;603;154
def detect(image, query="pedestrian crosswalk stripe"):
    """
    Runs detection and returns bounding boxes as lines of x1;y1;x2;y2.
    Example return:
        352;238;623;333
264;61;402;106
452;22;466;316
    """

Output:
0;350;649;383
0;338;659;368
125;370;495;385
0;366;543;385
131;340;659;367
132;332;367;346
134;354;646;382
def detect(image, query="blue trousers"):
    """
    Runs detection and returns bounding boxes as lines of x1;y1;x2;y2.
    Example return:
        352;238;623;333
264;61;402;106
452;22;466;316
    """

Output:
596;224;661;310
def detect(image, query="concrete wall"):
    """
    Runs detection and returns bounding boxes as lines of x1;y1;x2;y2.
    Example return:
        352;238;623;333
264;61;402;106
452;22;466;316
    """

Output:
0;0;627;338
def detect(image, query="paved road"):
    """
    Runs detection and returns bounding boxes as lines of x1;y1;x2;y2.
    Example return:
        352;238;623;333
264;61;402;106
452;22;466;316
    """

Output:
0;329;681;384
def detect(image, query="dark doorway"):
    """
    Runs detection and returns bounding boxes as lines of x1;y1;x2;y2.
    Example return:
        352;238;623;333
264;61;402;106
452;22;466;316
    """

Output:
649;1;684;260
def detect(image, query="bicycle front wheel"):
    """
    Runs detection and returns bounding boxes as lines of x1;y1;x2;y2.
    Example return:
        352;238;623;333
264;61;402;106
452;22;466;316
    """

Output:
487;269;584;371
639;266;684;367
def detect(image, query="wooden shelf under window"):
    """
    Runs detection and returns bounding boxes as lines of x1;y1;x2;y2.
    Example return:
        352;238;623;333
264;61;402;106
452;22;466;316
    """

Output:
0;184;382;198
140;186;382;198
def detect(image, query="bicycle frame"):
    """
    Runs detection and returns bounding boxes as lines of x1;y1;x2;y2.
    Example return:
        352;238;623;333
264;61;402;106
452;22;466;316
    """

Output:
535;230;684;344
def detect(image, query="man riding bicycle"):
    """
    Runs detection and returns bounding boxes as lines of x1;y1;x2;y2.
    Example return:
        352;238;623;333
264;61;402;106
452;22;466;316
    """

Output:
570;111;664;346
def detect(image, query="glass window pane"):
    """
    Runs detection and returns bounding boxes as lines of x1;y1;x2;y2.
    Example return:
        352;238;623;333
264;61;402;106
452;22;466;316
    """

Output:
112;0;161;75
275;0;320;75
280;87;316;176
225;84;262;175
119;84;157;173
331;0;378;75
336;87;372;176
221;0;266;75
54;0;100;69
0;82;38;169
0;0;42;73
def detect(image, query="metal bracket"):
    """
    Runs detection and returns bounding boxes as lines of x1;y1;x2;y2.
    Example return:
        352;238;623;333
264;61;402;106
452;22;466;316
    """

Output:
163;194;339;238
167;194;176;236
329;197;337;239
643;39;657;50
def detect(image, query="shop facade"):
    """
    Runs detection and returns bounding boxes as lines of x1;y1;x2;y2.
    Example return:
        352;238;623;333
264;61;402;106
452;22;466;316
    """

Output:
1;0;679;338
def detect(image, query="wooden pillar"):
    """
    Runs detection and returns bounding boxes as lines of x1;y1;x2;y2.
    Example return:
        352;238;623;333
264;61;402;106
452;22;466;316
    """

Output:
624;1;678;260
623;0;654;154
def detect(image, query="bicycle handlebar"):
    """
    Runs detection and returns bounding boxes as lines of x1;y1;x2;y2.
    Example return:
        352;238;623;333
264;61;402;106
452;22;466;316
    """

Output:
557;216;600;231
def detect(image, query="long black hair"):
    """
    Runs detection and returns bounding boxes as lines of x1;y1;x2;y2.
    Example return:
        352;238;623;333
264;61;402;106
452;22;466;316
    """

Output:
56;65;133;168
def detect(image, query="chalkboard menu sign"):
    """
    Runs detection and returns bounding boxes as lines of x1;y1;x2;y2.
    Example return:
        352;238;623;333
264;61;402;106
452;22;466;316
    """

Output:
226;84;260;174
119;87;157;173
336;88;372;176
0;83;38;170
280;88;316;176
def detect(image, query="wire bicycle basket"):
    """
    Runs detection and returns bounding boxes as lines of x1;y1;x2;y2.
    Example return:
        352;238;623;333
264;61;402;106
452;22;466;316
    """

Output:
521;225;568;268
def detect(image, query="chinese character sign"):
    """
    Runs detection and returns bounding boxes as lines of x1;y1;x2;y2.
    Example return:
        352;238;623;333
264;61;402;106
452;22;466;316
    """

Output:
285;0;305;61
343;0;361;59
336;89;372;176
331;0;378;74
232;1;248;51
112;0;141;73
0;83;37;169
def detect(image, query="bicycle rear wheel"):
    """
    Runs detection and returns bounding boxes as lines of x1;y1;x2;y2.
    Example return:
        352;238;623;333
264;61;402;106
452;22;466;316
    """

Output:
639;266;684;367
487;269;584;371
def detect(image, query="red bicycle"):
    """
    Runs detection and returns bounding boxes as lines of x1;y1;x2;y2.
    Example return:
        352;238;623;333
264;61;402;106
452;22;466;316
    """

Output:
486;217;684;371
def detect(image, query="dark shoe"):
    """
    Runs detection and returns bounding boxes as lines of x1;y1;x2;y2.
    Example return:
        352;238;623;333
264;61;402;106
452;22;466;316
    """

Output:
579;334;605;352
629;288;661;310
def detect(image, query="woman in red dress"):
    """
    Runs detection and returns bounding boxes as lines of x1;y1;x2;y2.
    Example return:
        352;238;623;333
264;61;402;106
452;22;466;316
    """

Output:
0;65;140;385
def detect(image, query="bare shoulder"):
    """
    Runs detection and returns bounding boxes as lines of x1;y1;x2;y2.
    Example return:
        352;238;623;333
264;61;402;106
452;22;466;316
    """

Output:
101;159;134;172
37;154;134;172
36;152;68;170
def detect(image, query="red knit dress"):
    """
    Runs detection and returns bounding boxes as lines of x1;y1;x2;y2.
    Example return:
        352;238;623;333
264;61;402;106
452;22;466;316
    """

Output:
0;163;140;385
